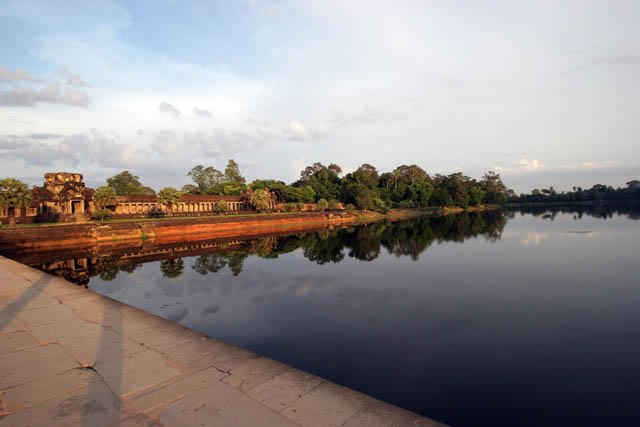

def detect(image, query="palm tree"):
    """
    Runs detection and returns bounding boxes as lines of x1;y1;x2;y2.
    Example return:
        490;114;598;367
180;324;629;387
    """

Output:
157;187;182;216
0;178;32;227
92;186;117;224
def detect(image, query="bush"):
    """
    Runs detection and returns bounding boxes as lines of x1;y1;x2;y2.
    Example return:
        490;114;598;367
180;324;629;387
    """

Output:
345;204;355;212
328;199;340;210
284;203;297;212
91;208;112;222
317;198;329;212
297;202;305;211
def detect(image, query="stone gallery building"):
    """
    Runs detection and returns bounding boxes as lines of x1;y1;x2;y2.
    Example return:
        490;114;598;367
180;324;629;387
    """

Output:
0;172;266;224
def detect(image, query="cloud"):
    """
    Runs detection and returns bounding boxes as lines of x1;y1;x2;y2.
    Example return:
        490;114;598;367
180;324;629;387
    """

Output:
158;101;180;116
0;83;90;107
59;68;91;87
0;65;40;82
517;158;545;171
0;131;138;167
284;120;329;141
193;107;212;118
246;117;269;127
327;107;401;130
151;129;179;156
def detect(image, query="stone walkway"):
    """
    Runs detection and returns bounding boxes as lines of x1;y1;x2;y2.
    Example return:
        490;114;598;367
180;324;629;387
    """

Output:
0;256;446;426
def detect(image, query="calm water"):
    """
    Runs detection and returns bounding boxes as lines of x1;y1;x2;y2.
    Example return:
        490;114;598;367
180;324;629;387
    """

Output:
9;206;640;426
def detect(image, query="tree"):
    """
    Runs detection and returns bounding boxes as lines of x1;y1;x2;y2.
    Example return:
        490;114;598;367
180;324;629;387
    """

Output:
481;171;508;204
93;186;117;209
317;198;328;212
0;178;32;227
214;200;229;214
224;159;246;184
157;187;181;216
246;188;272;212
296;162;342;201
469;185;486;206
186;165;224;194
106;171;155;195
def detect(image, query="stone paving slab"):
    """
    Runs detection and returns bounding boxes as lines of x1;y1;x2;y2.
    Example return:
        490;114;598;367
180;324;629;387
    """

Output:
0;255;447;426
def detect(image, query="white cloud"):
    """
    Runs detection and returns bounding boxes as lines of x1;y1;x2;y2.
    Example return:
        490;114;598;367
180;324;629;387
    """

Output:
284;120;329;141
517;158;545;171
158;101;180;116
59;68;91;87
193;107;212;118
0;65;40;82
0;83;90;107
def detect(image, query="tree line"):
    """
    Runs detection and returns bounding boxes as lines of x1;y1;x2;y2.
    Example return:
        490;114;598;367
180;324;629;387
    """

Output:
508;180;640;204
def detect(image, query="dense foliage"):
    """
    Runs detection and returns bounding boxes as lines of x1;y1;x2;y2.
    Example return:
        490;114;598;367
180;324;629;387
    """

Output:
0;178;32;226
509;180;640;204
106;171;155;195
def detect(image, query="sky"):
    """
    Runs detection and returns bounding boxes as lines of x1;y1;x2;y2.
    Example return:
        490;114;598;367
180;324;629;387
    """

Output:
1;0;638;193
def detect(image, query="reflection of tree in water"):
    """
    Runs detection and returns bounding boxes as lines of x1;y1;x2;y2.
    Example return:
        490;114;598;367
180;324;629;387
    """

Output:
189;211;509;276
160;258;184;278
191;251;247;276
119;262;140;273
515;204;639;220
301;230;345;264
95;256;118;281
192;253;227;274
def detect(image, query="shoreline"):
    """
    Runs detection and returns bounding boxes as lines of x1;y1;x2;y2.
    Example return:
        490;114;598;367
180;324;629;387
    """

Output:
0;209;435;252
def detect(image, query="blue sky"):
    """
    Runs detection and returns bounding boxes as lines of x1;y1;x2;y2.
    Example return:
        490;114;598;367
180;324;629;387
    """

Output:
1;0;638;193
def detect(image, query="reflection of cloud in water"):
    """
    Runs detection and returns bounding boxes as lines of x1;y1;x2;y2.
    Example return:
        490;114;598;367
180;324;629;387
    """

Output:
200;306;220;317
165;306;188;323
520;232;548;246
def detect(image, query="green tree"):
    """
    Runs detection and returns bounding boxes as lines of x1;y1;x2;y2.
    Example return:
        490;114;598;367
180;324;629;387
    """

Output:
0;178;32;227
93;186;117;209
246;188;272;212
92;186;117;224
106;171;155;195
214;200;229;214
224;159;246;184
317;198;328;212
186;165;224;194
469;185;486;206
157;187;181;216
481;171;508;204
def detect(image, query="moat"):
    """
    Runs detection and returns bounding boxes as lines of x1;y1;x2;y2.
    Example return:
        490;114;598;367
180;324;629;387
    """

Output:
2;206;639;427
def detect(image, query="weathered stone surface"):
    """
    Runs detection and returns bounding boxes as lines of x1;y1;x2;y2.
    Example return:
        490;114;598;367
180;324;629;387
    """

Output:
29;316;102;344
126;367;227;413
343;399;448;427
139;328;200;351
162;336;225;366
0;314;28;335
0;344;79;389
281;381;372;427
183;341;258;374
247;368;324;413
222;356;290;392
0;378;122;426
2;368;98;413
0;331;38;353
59;328;146;366
15;303;76;327
158;382;300;427
94;349;183;396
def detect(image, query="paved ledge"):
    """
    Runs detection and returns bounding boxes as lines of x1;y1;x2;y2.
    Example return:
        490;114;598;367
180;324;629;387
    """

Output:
0;255;446;427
